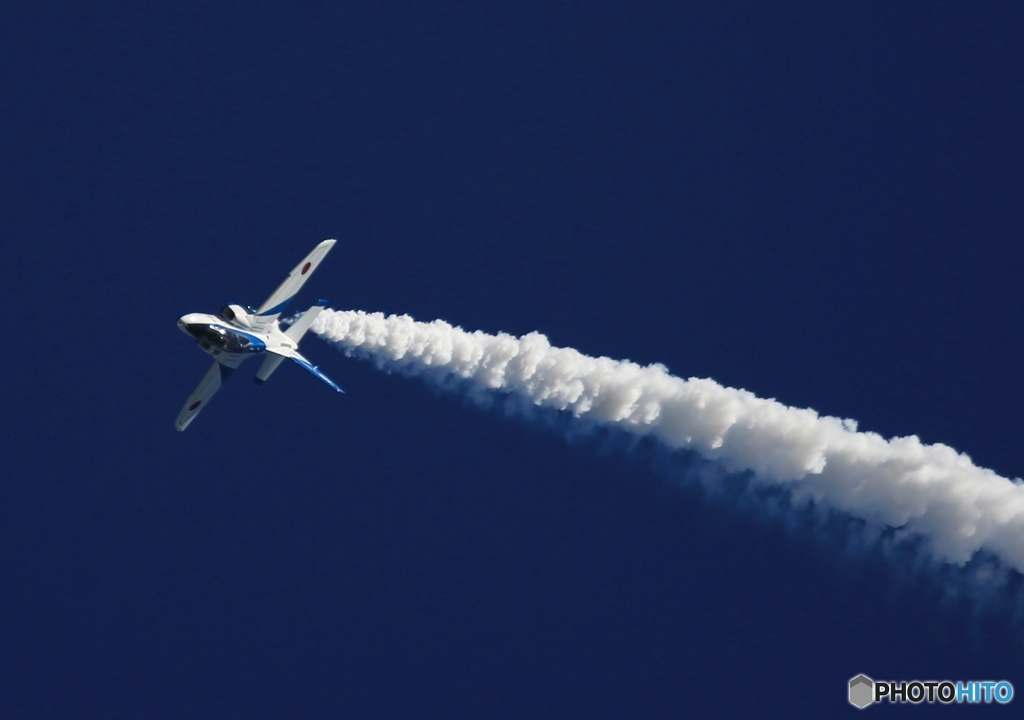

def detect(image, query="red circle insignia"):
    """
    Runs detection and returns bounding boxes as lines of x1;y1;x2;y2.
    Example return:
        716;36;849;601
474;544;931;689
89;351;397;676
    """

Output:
189;400;203;411
301;262;312;275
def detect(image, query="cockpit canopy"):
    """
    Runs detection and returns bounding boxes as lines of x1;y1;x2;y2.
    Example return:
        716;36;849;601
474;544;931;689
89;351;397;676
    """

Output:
187;323;265;354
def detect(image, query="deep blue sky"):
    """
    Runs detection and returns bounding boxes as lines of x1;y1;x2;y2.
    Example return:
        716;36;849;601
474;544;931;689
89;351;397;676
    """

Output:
2;2;1023;717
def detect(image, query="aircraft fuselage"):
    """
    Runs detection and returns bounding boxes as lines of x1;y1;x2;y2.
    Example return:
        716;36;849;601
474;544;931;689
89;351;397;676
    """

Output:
178;313;273;357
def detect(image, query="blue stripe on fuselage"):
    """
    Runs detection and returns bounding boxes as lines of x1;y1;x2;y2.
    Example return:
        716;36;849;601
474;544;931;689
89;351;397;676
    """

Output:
190;323;267;353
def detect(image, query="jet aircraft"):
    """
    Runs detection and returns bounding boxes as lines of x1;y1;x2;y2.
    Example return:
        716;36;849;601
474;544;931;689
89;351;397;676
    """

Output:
175;239;342;431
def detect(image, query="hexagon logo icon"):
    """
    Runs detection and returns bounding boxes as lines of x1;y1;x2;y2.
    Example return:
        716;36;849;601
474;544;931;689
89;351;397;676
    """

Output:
849;674;874;709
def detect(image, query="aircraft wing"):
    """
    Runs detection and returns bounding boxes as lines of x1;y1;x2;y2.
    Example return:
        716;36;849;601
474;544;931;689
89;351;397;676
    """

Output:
253;239;336;327
175;355;245;431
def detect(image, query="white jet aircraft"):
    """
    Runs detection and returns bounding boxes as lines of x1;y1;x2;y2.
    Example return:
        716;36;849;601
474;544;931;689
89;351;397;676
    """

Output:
175;239;342;431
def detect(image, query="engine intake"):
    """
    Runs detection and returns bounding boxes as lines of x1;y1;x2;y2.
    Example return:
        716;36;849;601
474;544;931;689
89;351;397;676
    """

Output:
221;303;253;328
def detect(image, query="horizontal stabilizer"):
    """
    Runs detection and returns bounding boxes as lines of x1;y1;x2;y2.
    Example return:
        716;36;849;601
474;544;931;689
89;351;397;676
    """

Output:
254;353;286;384
268;346;344;393
284;299;328;344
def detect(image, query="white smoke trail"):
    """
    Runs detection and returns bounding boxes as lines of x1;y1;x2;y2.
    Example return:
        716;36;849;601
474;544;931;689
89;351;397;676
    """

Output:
311;309;1024;574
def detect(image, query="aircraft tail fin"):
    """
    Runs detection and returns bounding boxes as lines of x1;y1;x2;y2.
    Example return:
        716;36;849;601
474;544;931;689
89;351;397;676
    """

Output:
267;346;344;393
254;301;329;385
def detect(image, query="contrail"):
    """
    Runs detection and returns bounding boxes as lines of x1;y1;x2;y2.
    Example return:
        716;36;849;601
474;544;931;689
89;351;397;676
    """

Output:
311;309;1024;574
